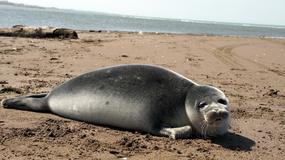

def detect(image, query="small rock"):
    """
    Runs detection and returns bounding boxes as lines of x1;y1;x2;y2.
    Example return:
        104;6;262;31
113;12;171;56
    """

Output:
50;58;58;61
121;54;128;58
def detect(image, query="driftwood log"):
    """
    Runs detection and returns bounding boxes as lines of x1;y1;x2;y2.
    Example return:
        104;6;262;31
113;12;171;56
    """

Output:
0;25;78;39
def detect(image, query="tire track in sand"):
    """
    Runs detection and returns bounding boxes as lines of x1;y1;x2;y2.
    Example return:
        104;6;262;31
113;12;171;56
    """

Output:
213;43;285;76
213;43;249;70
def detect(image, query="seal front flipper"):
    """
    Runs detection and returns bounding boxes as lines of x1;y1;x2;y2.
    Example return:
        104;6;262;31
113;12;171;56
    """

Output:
158;125;192;139
1;93;49;112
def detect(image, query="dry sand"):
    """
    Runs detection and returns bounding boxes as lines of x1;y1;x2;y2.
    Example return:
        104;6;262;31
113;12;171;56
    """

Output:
0;31;284;159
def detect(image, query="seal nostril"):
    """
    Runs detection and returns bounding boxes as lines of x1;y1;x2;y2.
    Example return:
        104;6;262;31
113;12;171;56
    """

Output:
219;111;229;119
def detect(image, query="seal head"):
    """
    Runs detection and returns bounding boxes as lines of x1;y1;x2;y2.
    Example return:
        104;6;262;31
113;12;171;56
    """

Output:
185;85;230;138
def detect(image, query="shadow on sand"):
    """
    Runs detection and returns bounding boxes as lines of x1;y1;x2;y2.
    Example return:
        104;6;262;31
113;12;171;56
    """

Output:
211;132;255;151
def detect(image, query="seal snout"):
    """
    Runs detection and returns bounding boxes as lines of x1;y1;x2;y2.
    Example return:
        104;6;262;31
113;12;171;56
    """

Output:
213;111;228;121
205;108;229;125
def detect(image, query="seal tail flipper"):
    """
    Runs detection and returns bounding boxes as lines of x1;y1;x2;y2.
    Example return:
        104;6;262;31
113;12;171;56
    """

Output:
1;93;50;112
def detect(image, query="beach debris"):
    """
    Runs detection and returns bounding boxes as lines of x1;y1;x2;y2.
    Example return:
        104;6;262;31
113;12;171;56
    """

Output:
53;28;78;39
138;31;143;35
89;30;102;32
0;87;22;94
121;54;128;57
0;81;8;84
50;58;59;61
264;89;280;96
0;25;78;39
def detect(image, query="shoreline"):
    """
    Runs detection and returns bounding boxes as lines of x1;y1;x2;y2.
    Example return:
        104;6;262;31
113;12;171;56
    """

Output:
84;29;285;39
1;26;284;39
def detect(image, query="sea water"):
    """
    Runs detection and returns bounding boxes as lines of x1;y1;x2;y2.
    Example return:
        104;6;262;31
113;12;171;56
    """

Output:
1;5;285;38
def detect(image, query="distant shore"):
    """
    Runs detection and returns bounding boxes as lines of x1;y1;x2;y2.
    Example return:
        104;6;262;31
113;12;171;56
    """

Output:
0;1;45;9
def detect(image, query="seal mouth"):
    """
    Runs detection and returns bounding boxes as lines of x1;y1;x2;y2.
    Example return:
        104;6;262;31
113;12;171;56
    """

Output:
208;117;224;125
215;117;223;122
205;109;229;125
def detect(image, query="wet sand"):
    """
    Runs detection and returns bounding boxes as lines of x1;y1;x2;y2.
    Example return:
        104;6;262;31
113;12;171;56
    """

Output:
0;31;284;159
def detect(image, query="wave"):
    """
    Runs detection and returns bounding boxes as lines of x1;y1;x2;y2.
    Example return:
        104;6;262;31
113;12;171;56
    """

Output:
121;15;169;21
180;19;285;29
241;23;285;29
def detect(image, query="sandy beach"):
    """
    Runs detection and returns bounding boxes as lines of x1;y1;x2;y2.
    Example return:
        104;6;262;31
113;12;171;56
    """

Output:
0;31;284;159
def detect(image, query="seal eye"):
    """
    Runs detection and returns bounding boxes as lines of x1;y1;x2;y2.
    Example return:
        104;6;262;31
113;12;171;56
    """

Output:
198;102;207;109
218;99;227;105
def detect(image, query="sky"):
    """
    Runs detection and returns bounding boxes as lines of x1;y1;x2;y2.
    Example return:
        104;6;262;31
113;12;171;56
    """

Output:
7;0;285;26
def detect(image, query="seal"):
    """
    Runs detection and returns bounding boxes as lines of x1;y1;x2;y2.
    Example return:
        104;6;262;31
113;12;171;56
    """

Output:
1;64;230;139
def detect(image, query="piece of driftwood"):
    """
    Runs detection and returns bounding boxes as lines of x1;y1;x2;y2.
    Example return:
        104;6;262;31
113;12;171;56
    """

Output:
0;25;78;39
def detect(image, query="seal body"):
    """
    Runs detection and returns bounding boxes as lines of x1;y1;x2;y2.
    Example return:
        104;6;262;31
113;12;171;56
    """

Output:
2;64;230;139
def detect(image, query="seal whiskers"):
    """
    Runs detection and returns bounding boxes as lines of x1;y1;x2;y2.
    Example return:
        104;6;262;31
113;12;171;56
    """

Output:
201;121;208;139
